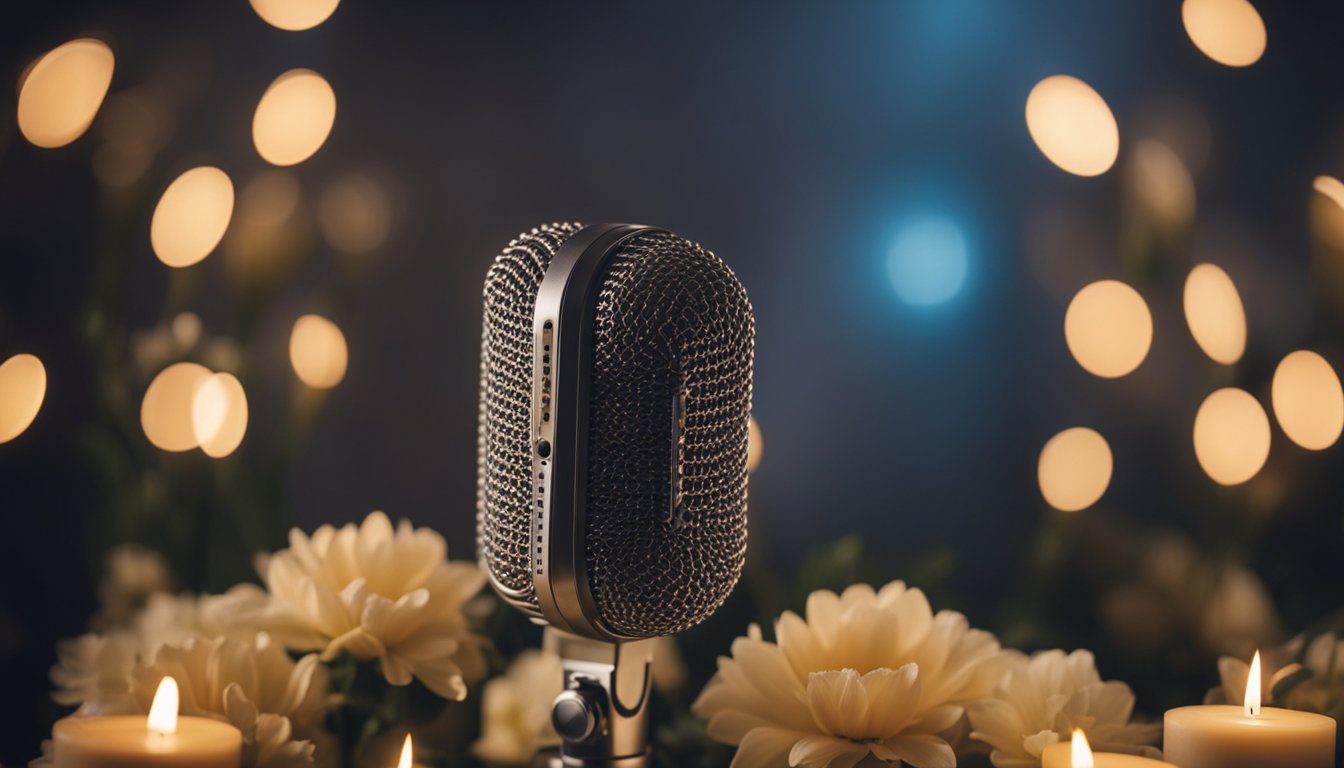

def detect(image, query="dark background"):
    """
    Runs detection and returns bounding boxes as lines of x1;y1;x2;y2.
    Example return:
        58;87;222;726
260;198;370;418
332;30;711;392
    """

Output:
3;1;1344;763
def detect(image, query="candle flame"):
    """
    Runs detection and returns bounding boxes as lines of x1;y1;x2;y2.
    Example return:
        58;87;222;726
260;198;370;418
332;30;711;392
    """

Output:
147;676;179;736
1245;650;1262;718
397;734;413;768
1071;729;1094;768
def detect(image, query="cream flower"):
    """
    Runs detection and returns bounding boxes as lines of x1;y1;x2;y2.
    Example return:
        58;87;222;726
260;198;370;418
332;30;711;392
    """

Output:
1203;642;1301;707
48;584;328;768
472;650;565;765
1210;634;1344;716
693;581;1011;768
50;586;272;714
50;632;138;714
129;633;331;768
95;544;172;628
134;585;272;648
967;649;1161;768
1284;633;1344;716
259;511;487;700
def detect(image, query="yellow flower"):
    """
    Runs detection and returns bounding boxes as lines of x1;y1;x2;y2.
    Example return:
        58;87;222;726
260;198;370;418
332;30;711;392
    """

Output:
129;633;331;768
471;650;564;765
693;581;1011;768
967;649;1160;767
259;511;487;700
1209;634;1344;716
49;633;138;714
1284;633;1344;715
50;586;270;715
1204;642;1300;707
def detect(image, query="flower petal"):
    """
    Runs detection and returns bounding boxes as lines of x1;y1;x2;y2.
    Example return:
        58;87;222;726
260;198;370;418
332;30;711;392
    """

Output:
731;726;804;768
883;733;956;768
858;664;920;737
805;669;868;738
788;734;869;768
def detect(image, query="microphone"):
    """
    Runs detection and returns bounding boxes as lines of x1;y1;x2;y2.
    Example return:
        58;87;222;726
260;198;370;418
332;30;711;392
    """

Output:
476;223;754;766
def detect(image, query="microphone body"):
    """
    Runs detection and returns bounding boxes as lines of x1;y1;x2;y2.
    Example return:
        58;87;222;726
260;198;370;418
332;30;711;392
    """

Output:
476;223;754;765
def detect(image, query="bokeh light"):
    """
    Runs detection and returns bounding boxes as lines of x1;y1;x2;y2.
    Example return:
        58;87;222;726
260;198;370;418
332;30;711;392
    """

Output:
1314;175;1344;211
1025;75;1119;177
318;173;393;254
1271;350;1344;451
17;39;115;148
289;315;348;389
1182;0;1267;68
141;362;212;452
1065;280;1153;378
191;372;248;458
1037;427;1113;512
252;69;336;166
1310;176;1344;252
223;170;311;284
0;354;47;444
1133;95;1213;175
746;417;763;474
151;166;235;268
885;215;969;306
250;0;340;31
1129;139;1195;231
1183;263;1246;364
1193;387;1271;485
92;87;175;188
172;313;202;349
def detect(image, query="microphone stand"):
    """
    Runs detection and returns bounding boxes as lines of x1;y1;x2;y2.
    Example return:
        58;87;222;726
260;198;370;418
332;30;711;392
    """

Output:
534;627;655;768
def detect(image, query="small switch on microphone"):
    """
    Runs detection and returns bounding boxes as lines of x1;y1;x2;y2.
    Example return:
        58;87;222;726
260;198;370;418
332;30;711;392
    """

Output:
536;439;551;458
552;683;604;743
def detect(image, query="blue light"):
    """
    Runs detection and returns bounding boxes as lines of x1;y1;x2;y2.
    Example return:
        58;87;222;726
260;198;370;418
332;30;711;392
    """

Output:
886;215;969;306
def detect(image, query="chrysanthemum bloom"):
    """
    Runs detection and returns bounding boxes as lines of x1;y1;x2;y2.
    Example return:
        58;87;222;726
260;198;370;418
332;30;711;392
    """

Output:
693;581;1012;768
259;511;487;700
129;634;331;768
967;649;1160;767
1284;633;1344;716
50;586;271;715
1204;641;1301;707
471;650;564;765
50;632;138;714
134;585;272;649
1209;634;1344;716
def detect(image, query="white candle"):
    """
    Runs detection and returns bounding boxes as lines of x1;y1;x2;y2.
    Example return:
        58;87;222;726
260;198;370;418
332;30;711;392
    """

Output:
1041;729;1178;768
52;677;241;768
1163;652;1337;768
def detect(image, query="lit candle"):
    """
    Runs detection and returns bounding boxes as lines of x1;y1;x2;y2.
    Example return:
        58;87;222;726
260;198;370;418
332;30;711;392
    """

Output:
397;733;430;768
52;677;241;767
1042;729;1179;768
1164;651;1337;768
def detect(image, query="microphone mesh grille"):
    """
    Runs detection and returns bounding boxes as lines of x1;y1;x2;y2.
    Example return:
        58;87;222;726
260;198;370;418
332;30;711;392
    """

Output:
478;223;583;601
477;223;753;637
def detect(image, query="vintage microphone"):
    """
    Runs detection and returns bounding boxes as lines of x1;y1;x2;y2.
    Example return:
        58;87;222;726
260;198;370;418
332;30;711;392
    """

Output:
476;223;754;766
